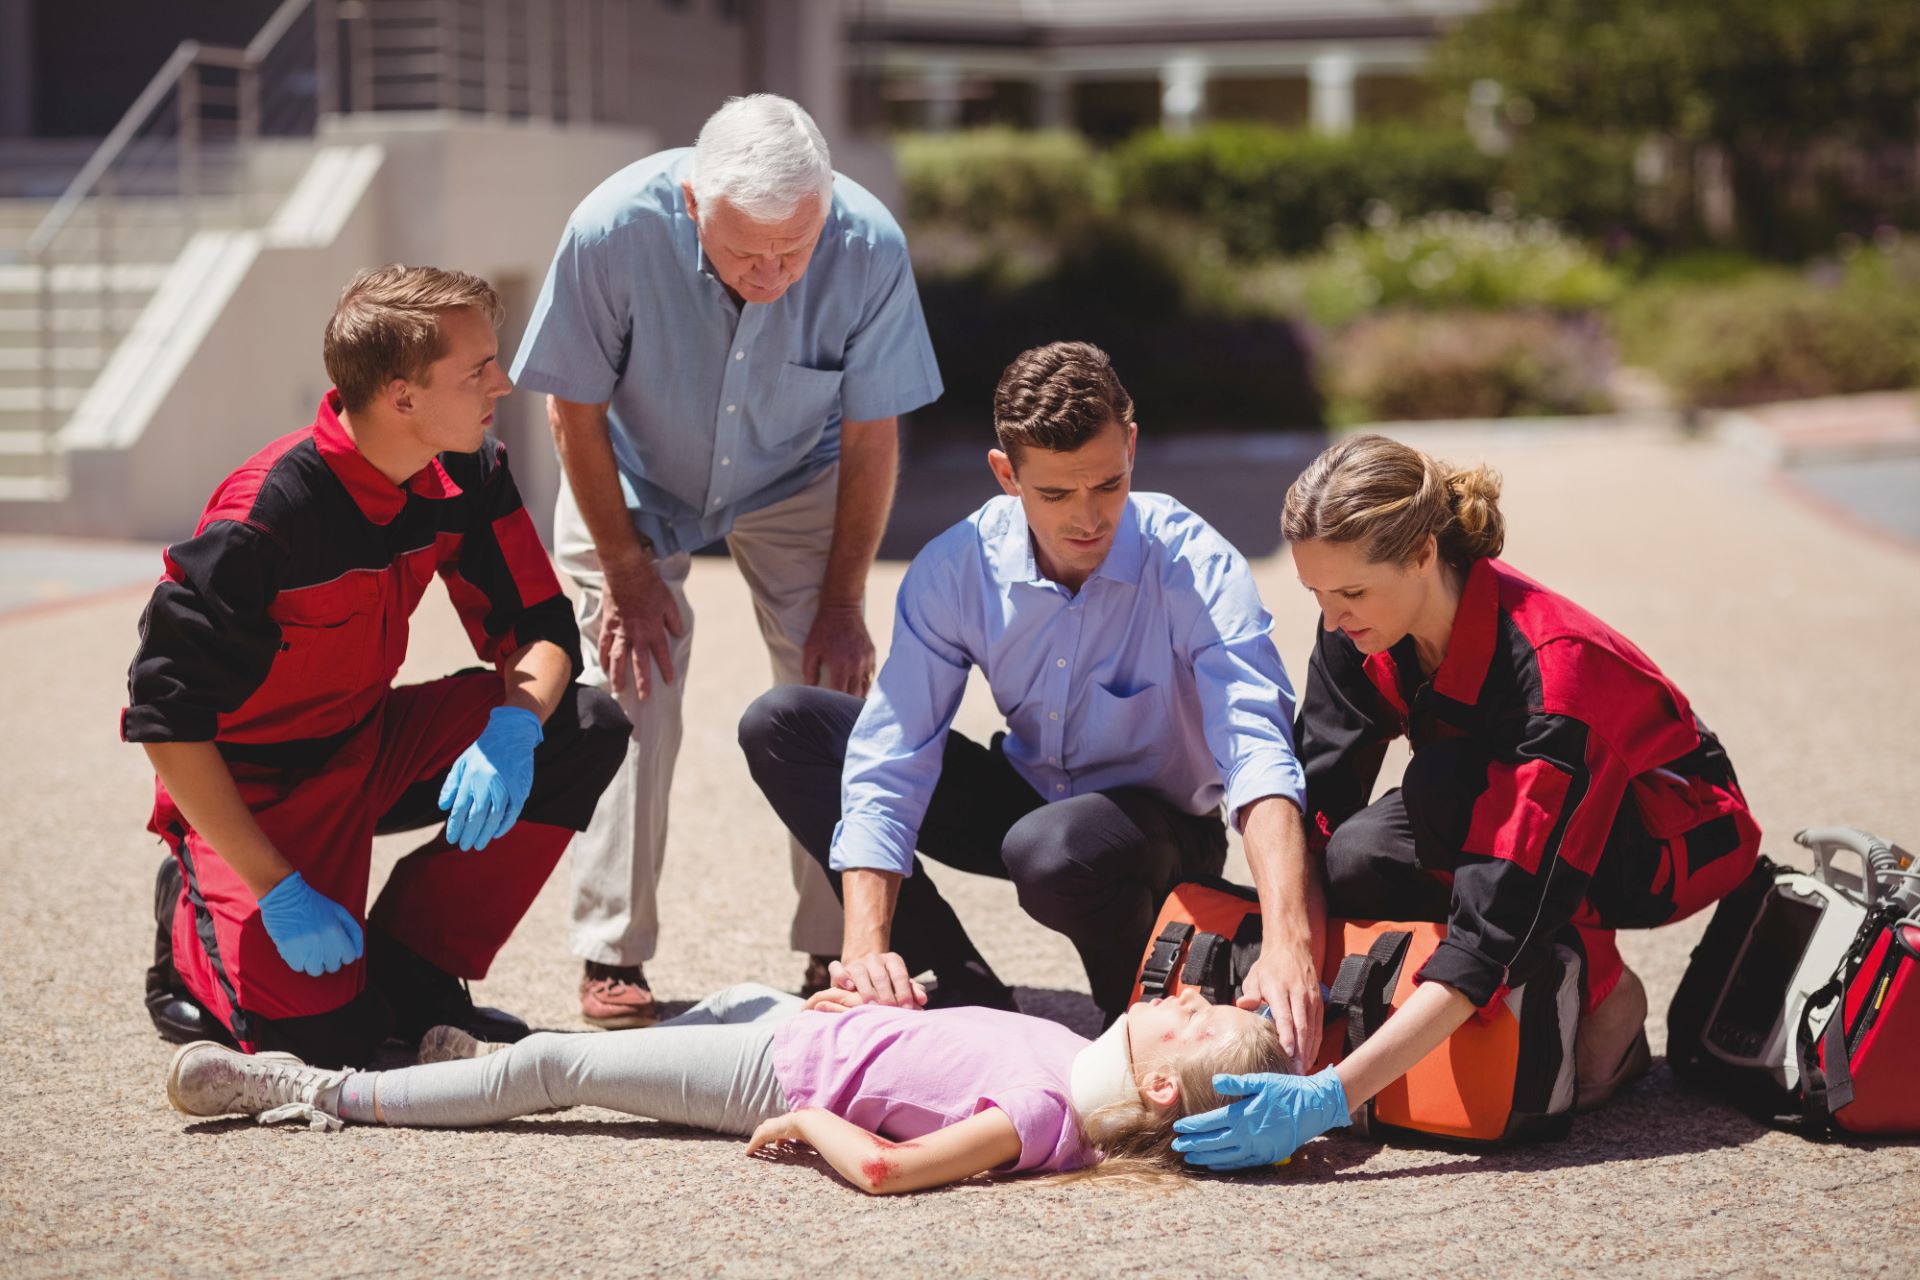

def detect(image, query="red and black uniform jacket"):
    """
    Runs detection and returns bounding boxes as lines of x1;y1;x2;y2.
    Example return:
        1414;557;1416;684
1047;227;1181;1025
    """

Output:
1298;557;1753;1006
122;392;578;769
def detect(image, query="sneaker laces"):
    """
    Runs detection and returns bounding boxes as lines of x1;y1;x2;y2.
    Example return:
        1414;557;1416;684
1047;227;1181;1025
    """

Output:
244;1058;351;1133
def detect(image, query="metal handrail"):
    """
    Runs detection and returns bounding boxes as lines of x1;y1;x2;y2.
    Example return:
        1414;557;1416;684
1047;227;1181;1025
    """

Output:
23;42;208;258
17;0;646;453
248;0;316;62
24;0;320;443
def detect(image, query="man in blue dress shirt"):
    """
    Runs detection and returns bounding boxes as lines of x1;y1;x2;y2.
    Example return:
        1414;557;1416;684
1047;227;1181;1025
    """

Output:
511;95;942;1027
741;342;1326;1063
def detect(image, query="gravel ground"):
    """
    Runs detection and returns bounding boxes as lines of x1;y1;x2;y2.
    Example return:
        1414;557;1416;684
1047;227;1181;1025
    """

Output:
3;421;1916;1279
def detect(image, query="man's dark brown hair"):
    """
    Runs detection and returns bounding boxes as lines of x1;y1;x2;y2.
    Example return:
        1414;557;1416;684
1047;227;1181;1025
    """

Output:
323;264;504;412
992;341;1135;463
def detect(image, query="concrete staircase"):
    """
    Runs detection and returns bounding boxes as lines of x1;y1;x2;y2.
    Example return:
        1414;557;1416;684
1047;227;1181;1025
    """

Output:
0;142;314;508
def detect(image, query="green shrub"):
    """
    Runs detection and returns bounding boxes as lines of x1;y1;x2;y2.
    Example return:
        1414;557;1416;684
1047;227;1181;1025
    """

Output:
895;129;1105;233
1616;273;1920;406
1839;231;1920;293
1293;213;1624;326
1330;310;1613;422
1111;123;1502;257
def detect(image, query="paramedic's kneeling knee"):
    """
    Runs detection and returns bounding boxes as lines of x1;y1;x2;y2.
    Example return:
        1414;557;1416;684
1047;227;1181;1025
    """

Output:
1323;811;1414;918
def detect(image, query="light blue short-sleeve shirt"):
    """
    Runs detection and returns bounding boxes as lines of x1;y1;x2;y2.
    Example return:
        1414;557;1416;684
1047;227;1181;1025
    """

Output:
510;148;943;556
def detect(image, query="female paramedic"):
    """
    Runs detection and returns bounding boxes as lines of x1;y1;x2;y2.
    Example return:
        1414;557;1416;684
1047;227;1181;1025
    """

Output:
1173;433;1762;1170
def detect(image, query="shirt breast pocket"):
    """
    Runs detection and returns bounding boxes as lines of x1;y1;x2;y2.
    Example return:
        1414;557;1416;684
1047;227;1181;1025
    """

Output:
752;362;844;451
270;574;385;696
1078;681;1165;769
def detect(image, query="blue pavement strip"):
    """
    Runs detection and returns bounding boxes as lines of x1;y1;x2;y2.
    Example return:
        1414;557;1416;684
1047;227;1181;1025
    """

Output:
1786;457;1920;546
0;537;163;615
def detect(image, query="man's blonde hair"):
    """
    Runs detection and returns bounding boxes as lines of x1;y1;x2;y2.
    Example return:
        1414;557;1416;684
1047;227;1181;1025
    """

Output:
323;265;504;412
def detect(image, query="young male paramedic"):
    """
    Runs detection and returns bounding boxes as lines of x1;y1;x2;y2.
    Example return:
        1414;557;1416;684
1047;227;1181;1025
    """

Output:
127;266;630;1068
741;342;1326;1062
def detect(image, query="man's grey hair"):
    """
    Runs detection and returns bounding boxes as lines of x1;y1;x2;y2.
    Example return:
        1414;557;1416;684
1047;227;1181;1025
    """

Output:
689;95;834;222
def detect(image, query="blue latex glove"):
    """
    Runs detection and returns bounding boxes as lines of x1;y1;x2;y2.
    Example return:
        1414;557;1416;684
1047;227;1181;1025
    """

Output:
438;705;544;851
1171;1068;1351;1170
257;871;365;977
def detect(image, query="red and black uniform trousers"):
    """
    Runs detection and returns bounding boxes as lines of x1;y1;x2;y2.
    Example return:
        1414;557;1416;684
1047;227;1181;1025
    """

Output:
124;394;628;1064
1299;558;1762;1016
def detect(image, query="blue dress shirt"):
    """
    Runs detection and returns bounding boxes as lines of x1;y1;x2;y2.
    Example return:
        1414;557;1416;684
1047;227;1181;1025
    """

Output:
509;148;943;557
832;493;1308;876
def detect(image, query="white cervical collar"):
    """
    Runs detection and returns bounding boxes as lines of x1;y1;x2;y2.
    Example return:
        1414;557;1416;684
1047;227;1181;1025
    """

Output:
1068;1013;1136;1117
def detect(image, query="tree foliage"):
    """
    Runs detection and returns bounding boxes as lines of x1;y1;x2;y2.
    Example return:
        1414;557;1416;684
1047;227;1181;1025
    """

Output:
1432;0;1920;146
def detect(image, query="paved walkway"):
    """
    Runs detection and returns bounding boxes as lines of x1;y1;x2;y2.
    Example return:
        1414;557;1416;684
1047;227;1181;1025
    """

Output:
3;422;1916;1278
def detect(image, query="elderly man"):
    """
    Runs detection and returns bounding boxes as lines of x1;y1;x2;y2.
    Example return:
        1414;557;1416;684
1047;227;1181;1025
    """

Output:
512;95;942;1027
739;343;1325;1067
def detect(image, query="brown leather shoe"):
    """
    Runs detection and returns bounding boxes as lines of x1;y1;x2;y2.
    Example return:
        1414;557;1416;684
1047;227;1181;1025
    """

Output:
799;954;836;998
579;961;659;1030
1575;965;1652;1113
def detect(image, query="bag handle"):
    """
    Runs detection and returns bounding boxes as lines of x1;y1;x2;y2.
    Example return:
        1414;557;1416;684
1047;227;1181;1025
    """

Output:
1795;973;1855;1131
1325;931;1414;1055
1795;827;1904;910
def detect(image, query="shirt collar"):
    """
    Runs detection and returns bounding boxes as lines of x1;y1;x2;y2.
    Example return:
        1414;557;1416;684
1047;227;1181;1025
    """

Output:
1088;499;1145;587
1432;556;1501;705
985;496;1145;591
672;156;715;282
312;390;462;526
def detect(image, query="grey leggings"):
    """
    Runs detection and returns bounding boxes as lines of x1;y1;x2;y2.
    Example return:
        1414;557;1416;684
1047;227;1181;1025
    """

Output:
358;984;800;1136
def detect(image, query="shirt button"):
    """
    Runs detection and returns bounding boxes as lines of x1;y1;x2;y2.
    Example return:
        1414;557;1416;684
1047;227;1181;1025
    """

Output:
1055;784;1066;793
734;351;744;361
721;456;731;466
726;403;737;414
712;497;723;507
1048;711;1059;721
1047;756;1057;765
1055;657;1066;668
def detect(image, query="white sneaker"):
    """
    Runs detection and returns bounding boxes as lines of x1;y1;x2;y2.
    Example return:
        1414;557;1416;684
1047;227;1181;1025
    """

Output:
416;1023;510;1065
166;1041;350;1132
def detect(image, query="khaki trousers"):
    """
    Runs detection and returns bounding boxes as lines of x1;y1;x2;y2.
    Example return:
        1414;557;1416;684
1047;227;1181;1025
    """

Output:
553;466;845;964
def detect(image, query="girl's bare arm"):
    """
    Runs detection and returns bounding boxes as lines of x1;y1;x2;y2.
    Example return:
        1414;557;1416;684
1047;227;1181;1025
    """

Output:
747;1107;1023;1195
1333;980;1477;1108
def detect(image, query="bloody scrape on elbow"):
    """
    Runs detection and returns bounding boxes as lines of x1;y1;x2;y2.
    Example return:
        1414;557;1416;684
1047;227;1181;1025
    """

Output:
858;1136;918;1192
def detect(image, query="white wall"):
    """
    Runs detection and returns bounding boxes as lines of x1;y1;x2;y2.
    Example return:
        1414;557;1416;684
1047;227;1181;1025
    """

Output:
50;117;654;542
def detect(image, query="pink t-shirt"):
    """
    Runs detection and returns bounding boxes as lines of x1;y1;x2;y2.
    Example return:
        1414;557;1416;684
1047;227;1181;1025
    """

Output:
771;1004;1095;1174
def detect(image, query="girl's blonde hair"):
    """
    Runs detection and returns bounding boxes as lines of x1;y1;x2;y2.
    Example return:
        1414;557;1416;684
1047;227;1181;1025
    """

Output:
1062;1011;1289;1186
1281;433;1505;568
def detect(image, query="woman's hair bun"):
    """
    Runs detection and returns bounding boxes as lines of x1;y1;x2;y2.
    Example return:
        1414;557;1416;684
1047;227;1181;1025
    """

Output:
1444;464;1505;561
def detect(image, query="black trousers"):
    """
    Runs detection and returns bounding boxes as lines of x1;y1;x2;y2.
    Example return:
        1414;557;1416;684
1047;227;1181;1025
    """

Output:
739;685;1227;1021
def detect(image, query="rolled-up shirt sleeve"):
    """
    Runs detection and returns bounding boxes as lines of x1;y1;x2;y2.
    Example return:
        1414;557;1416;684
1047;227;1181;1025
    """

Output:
1184;548;1307;826
122;521;285;744
509;215;629;405
831;555;973;876
838;238;943;423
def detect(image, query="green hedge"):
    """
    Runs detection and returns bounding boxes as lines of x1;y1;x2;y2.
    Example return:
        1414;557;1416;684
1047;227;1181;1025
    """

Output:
897;124;1646;261
895;128;1105;233
1109;124;1502;257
